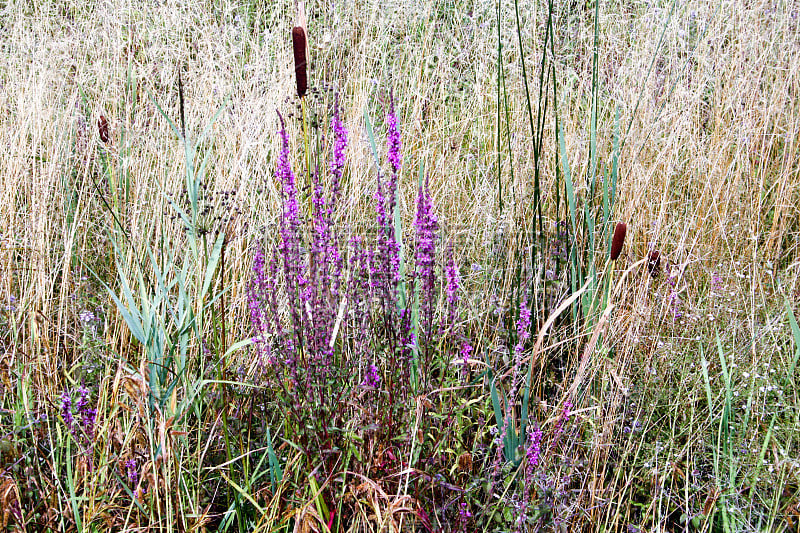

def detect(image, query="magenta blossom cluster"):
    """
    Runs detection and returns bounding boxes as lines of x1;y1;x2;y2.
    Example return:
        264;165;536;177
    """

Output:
247;94;468;465
415;176;439;340
60;386;97;450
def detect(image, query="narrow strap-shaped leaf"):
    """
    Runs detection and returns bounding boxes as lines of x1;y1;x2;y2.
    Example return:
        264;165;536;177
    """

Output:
201;232;225;300
363;108;381;171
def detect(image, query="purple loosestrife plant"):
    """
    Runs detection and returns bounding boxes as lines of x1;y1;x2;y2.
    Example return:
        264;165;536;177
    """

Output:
125;458;138;486
60;386;97;464
373;96;402;308
75;385;97;441
329;99;347;212
515;423;543;532
248;244;277;368
60;390;74;433
386;95;402;177
248;106;353;463
443;242;473;382
415;175;438;343
460;342;473;382
444;242;459;331
276;113;305;342
551;400;572;452
246;94;471;506
507;295;531;424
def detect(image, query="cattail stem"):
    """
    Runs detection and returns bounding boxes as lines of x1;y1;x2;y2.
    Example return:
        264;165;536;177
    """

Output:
98;117;120;225
301;97;312;216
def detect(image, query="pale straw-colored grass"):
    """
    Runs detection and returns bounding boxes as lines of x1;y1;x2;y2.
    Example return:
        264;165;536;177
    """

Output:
1;0;798;529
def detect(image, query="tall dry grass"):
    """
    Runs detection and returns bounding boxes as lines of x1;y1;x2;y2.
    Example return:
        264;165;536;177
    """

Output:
1;0;799;530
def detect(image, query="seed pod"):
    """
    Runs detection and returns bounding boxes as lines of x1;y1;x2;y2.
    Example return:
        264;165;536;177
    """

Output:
610;222;627;261
98;115;110;144
647;250;661;277
292;26;308;97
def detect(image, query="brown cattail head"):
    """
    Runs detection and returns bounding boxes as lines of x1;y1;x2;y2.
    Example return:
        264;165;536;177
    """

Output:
647;250;662;277
292;26;308;97
610;222;627;261
98;115;110;144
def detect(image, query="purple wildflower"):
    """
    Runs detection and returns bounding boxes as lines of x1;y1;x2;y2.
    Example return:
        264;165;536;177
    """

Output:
364;363;380;388
444;242;459;330
457;501;472;530
386;94;401;177
517;422;543;530
508;295;531;412
125;458;139;486
526;423;543;470
276;112;304;325
549;400;573;458
75;385;96;440
366;102;405;386
460;342;473;381
61;390;74;432
373;179;401;303
371;94;403;310
415;176;438;337
516;296;532;347
249;244;282;367
329;98;347;211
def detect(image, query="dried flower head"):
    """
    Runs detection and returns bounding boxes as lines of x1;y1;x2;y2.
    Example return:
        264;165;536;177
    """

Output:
98;115;110;144
292;26;308;97
647;250;661;278
610;222;627;261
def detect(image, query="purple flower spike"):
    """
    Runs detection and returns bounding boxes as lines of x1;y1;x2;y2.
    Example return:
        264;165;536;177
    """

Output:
526;424;543;470
125;458;139;486
386;95;402;177
364;363;381;388
444;242;459;331
60;390;73;432
276;112;304;339
415;176;439;336
76;385;96;440
329;99;348;211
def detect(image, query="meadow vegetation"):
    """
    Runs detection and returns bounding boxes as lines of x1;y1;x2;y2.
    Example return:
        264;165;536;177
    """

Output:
1;0;799;531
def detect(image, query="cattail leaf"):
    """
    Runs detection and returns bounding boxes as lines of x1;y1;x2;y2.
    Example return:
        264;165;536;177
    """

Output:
106;286;146;345
602;166;610;240
557;121;577;248
195;101;228;147
200;232;225;300
149;90;183;140
220;472;267;515
362;108;381;172
489;370;504;434
786;299;800;381
611;106;620;207
266;426;282;493
699;346;713;416
64;439;83;532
